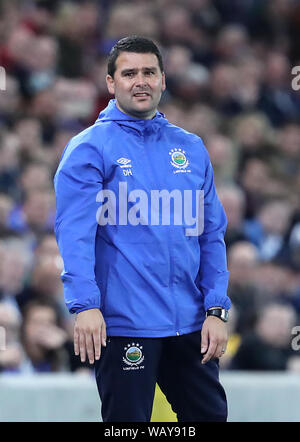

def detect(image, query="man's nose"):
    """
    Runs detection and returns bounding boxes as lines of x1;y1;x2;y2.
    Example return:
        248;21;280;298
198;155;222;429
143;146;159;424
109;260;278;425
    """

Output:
135;72;148;86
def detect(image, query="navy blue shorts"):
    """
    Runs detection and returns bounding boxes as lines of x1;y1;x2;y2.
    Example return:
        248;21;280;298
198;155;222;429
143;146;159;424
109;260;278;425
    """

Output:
94;330;227;422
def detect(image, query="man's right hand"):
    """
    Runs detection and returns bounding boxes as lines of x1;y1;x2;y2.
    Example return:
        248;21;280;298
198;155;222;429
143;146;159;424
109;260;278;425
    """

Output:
74;308;106;364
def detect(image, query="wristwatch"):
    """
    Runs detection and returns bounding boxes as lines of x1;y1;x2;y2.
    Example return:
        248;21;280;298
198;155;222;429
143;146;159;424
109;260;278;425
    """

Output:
206;307;229;323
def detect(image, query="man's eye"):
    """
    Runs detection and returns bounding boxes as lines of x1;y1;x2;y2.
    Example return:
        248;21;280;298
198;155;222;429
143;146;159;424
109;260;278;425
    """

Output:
124;72;134;77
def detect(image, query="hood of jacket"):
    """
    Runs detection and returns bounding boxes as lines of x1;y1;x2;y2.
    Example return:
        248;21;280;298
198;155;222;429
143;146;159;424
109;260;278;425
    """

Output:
95;99;168;135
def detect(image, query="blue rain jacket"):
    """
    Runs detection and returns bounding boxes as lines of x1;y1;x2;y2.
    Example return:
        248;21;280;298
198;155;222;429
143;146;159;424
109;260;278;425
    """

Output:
54;99;230;337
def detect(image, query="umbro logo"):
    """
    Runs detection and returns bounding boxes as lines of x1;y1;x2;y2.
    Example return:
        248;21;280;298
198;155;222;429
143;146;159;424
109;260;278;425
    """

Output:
117;157;132;176
117;157;131;167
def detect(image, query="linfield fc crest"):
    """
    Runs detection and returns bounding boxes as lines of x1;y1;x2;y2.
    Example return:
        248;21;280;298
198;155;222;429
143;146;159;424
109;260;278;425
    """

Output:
122;343;144;370
169;148;191;173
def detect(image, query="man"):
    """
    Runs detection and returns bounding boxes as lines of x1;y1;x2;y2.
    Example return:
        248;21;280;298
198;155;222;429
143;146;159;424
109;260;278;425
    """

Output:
54;36;231;422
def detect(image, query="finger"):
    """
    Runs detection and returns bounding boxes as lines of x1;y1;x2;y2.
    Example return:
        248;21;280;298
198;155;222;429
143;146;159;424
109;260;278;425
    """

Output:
201;327;209;354
214;342;223;359
93;328;101;361
85;331;95;364
217;343;227;358
79;331;86;363
202;339;217;364
74;327;79;356
101;322;107;348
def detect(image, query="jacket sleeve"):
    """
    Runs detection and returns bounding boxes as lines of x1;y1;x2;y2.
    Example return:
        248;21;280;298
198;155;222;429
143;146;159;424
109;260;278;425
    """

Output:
198;148;231;311
54;141;104;314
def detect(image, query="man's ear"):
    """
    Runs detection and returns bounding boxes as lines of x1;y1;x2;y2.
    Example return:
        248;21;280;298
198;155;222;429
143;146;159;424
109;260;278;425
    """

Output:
161;72;166;92
106;75;115;95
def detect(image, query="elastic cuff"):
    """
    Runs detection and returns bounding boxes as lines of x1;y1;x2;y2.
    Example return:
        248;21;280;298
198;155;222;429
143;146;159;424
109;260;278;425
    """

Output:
73;305;100;314
204;296;231;312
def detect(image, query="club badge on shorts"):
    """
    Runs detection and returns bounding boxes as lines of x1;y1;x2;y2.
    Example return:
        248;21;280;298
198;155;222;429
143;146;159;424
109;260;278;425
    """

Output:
122;343;144;371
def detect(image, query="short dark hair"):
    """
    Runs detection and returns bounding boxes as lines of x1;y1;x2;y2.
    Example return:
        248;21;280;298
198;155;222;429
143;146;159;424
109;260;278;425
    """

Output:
107;35;164;77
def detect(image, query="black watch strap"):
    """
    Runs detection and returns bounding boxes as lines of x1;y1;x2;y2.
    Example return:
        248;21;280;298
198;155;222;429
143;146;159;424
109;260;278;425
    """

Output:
206;308;229;323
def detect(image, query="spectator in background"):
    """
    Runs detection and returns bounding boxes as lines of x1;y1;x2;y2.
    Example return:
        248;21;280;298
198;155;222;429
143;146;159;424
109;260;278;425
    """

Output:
244;199;293;261
213;24;250;64
183;0;221;40
206;134;237;186
234;55;263;111
258;51;300;127
0;76;20;126
34;233;61;261
103;2;159;47
55;1;100;78
28;86;59;144
54;77;98;126
163;44;209;104
181;104;221;141
26;35;57;95
0;303;26;373
287;221;300;273
20;0;58;35
13;118;45;167
160;5;203;52
208;63;242;116
0;131;20;199
19;162;53;199
230;302;300;371
20;299;69;372
8;189;55;239
50;123;85;170
0;239;31;313
238;157;274;219
159;101;188;130
254;261;298;308
4;26;37;98
16;255;65;317
0;193;14;237
231;112;275;167
275;122;300;178
218;185;248;247
227;241;260;335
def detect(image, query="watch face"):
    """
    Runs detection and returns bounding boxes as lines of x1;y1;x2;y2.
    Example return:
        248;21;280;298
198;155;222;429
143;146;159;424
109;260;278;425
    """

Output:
221;310;229;322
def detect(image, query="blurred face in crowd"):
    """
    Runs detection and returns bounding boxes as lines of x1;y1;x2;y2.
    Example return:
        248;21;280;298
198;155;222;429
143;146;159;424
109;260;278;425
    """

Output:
23;190;51;230
0;194;13;227
25;306;56;339
22;304;67;361
258;201;292;235
32;256;62;297
0;304;20;345
23;305;59;353
218;188;245;229
106;51;166;119
15;118;42;152
228;241;258;285
35;235;60;260
256;304;296;348
0;249;27;294
20;164;51;194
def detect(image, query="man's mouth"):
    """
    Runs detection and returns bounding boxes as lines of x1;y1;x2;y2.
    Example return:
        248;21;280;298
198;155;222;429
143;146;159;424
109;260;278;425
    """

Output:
133;92;151;97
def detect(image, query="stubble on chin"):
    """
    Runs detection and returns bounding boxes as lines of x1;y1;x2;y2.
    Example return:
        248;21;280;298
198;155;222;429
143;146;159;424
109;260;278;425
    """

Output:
116;99;157;120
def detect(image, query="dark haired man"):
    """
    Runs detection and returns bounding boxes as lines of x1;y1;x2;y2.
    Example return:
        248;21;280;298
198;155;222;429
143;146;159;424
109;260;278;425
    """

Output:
107;35;164;78
54;36;231;422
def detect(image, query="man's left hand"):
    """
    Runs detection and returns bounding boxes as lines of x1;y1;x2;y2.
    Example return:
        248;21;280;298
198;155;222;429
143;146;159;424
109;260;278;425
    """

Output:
201;316;228;364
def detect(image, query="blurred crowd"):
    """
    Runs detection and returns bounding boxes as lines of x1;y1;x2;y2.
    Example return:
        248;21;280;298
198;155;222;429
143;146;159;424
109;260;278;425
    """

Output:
0;0;300;375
